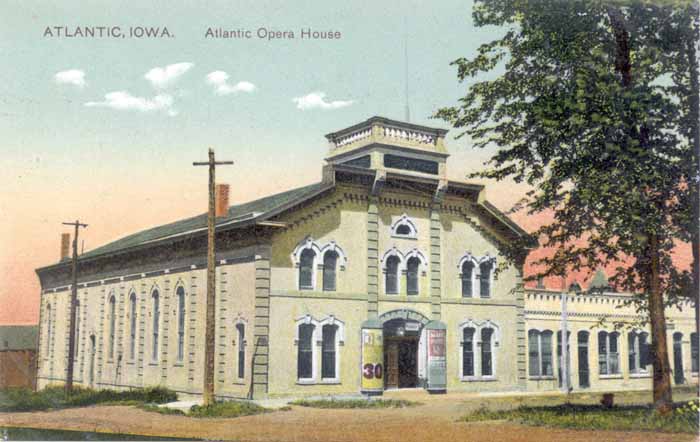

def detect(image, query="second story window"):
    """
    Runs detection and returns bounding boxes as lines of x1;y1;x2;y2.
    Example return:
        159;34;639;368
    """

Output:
299;249;315;290
385;255;400;294
323;251;338;291
406;257;420;295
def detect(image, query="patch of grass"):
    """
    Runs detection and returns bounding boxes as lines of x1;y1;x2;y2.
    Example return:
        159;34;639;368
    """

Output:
139;404;186;416
0;386;177;412
461;400;699;434
289;398;421;409
187;401;269;418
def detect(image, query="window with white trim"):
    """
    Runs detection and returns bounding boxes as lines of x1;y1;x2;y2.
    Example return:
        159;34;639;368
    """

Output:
299;249;315;290
462;327;475;377
236;323;245;379
406;257;420;295
385;255;400;294
390;214;418;239
481;328;494;377
297;323;315;380
628;331;650;374
176;287;186;362
151;290;160;362
321;324;338;380
322;251;338;292
461;261;474;298
129;293;137;360
528;329;553;377
46;304;52;356
598;331;620;375
479;260;493;298
108;295;116;360
460;320;499;379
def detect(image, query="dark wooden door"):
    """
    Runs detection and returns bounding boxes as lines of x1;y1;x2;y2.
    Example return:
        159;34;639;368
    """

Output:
385;340;399;389
398;339;418;388
674;334;684;385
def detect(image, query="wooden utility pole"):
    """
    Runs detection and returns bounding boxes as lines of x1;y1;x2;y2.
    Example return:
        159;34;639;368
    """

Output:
193;148;233;406
63;220;88;395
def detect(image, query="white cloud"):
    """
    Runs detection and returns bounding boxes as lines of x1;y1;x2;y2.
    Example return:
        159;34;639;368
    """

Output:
54;69;86;88
144;62;194;89
85;91;177;116
206;71;256;95
292;92;353;110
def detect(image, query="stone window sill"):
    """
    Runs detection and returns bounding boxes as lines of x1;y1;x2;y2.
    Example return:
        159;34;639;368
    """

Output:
461;377;498;382
148;362;158;367
529;376;555;381
173;363;184;368
296;379;316;385
599;374;623;379
320;379;341;384
629;372;651;379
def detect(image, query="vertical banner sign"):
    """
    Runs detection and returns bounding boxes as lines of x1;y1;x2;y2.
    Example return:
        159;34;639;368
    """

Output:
427;329;446;392
361;328;383;394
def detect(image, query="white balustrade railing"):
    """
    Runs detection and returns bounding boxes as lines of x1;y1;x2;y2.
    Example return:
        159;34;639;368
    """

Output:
332;123;438;148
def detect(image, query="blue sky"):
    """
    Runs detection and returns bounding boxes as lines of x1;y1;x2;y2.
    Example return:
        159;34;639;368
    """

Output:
0;0;519;323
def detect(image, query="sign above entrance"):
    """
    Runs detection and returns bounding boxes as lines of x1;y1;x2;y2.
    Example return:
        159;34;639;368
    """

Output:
378;309;430;326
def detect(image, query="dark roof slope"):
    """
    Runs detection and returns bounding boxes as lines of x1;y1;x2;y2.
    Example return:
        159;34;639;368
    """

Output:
0;326;38;351
79;182;329;261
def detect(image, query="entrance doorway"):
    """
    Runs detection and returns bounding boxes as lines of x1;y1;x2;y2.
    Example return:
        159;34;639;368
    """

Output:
383;319;421;389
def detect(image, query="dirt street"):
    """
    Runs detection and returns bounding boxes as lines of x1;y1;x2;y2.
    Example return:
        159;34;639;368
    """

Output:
0;389;695;442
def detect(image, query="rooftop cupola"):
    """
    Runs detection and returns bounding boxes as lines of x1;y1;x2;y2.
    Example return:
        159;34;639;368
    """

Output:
324;116;450;180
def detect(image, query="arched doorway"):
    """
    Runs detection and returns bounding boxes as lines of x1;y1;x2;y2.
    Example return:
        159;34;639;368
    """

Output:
384;318;421;388
379;309;430;390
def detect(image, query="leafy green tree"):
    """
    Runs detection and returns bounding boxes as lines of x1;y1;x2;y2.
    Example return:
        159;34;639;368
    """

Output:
436;0;698;412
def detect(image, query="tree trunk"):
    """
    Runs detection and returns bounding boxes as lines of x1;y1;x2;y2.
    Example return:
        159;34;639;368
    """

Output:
648;233;673;413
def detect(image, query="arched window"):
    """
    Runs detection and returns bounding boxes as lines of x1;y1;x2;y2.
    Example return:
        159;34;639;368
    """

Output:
528;329;553;377
299;249;315;290
152;290;160;362
236;323;245;379
598;331;620;375
462;327;475;377
481;328;494;377
108;295;116;360
176;287;186;362
323;251;338;292
297;323;315;380
479;261;493;298
129;293;137;361
628;331;650;374
74;301;81;358
46;304;52;356
385;255;400;294
691;332;698;373
461;261;474;298
395;224;411;235
321;324;338;380
390;214;418;238
406;257;420;295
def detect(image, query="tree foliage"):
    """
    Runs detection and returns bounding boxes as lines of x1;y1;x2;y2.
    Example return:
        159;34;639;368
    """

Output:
437;0;695;301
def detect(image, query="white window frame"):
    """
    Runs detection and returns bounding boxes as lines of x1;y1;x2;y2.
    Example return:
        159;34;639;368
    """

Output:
319;315;345;383
390;213;418;239
107;293;116;361
628;330;650;375
598;331;621;376
291;236;322;291
381;247;405;294
458;253;496;298
175;285;186;363
295;315;320;383
458;319;499;381
128;291;138;361
528;328;555;379
234;317;247;381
